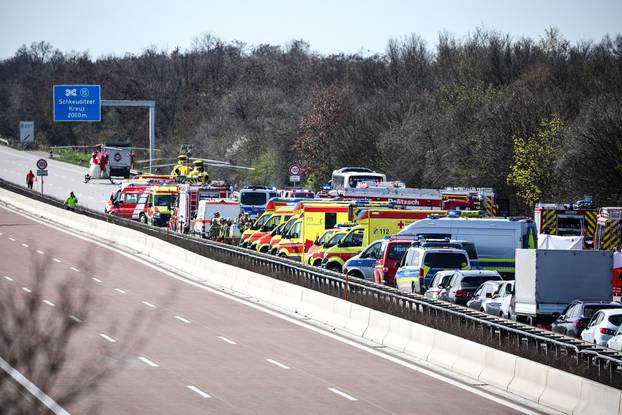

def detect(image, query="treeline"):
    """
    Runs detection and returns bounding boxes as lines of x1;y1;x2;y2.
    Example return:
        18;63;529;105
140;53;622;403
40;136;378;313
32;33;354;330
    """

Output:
1;29;621;212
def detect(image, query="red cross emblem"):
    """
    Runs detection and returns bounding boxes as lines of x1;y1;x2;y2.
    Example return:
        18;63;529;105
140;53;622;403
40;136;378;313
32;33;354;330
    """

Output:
398;221;405;229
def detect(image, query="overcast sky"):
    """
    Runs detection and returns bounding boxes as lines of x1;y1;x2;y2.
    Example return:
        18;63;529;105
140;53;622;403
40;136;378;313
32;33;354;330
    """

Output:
1;0;620;59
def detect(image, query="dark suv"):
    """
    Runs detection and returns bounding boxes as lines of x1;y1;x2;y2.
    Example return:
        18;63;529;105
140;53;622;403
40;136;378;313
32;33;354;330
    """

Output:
551;301;622;338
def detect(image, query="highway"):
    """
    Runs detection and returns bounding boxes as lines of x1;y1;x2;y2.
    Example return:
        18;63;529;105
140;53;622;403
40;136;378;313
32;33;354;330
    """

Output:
0;206;535;414
0;145;115;211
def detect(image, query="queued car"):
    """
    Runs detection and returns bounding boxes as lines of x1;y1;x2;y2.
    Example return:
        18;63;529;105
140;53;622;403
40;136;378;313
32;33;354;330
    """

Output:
551;301;622;338
484;281;515;319
343;240;382;281
581;309;622;346
423;270;455;300
466;280;504;312
444;270;503;305
607;326;622;351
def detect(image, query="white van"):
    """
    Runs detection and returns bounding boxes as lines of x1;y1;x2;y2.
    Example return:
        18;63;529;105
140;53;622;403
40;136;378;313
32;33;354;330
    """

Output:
193;199;241;238
398;217;537;275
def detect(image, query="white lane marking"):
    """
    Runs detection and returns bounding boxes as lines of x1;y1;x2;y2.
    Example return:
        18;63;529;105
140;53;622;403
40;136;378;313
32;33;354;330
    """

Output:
138;356;159;367
0;232;3;235
142;301;156;308
22;287;32;293
217;336;237;345
0;356;70;415
174;315;191;324
328;387;357;401
53;258;61;263
4;276;13;281
70;266;79;272
43;300;55;307
2;205;540;415
92;277;102;283
187;385;211;398
9;237;15;241
69;315;82;323
99;334;117;343
114;288;126;294
21;243;29;248
36;250;44;255
266;358;289;369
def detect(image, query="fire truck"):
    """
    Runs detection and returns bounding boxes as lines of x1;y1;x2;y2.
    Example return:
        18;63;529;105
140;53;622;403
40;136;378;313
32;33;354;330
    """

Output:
441;187;497;216
328;181;444;209
169;183;233;234
534;201;598;245
594;208;622;298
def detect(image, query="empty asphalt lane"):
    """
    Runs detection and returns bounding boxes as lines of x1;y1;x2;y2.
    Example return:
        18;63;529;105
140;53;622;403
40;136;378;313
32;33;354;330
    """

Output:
0;206;532;414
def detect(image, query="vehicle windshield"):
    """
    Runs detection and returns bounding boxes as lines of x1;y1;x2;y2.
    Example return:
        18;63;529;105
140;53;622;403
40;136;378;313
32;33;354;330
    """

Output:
461;276;502;288
241;192;268;206
318;231;335;245
154;194;175;206
272;222;286;236
251;214;271;230
423;252;468;268
325;233;345;248
388;243;410;260
261;215;280;231
281;219;297;235
584;305;622;319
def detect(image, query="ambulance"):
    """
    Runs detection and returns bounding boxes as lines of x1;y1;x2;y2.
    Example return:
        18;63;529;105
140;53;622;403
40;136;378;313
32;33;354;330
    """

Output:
247;205;296;251
106;183;151;219
321;208;446;272
276;202;351;262
142;185;179;226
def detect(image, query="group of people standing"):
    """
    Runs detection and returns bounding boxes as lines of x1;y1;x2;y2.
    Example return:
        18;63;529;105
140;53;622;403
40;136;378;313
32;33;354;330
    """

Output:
208;212;253;242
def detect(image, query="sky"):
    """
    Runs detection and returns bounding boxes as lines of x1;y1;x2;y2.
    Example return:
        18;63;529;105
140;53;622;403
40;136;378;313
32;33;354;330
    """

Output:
1;0;621;59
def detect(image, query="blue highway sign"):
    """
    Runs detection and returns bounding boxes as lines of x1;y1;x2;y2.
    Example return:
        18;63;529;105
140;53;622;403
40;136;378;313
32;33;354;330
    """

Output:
53;85;101;122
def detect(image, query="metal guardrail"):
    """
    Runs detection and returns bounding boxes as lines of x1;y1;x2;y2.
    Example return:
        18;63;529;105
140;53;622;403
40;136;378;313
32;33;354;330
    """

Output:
2;177;622;389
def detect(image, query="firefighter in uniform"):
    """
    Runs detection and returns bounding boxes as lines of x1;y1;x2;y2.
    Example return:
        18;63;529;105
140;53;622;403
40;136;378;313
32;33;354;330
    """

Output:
171;155;191;178
210;212;222;240
188;160;210;184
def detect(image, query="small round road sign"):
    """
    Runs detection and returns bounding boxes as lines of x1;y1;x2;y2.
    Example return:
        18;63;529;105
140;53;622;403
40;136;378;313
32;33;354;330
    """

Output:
36;158;48;170
289;165;300;175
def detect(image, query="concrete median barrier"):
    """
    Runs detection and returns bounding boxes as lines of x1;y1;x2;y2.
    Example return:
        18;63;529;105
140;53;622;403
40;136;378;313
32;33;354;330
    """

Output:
243;272;275;302
451;338;486;378
382;316;413;352
363;310;391;344
478;348;517;391
574;378;621;415
329;296;351;329
270;279;303;313
403;323;435;360
428;331;461;369
507;357;546;403
538;367;582;414
297;289;337;325
345;303;370;337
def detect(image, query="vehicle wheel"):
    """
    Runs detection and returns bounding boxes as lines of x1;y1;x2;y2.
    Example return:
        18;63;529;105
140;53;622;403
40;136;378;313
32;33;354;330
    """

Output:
139;214;147;224
499;312;504;318
348;271;363;280
279;253;286;258
259;246;269;253
411;282;415;293
327;263;342;273
313;260;322;267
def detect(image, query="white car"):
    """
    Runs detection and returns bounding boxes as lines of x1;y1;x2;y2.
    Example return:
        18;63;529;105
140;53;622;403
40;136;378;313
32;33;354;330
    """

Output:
483;281;515;319
581;309;622;346
607;326;622;351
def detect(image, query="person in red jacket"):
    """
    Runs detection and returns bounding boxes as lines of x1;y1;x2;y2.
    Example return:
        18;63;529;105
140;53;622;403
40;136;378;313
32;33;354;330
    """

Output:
26;170;36;190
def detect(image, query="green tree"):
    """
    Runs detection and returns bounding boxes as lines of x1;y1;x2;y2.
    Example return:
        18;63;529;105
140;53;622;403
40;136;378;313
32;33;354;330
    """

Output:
507;116;563;209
